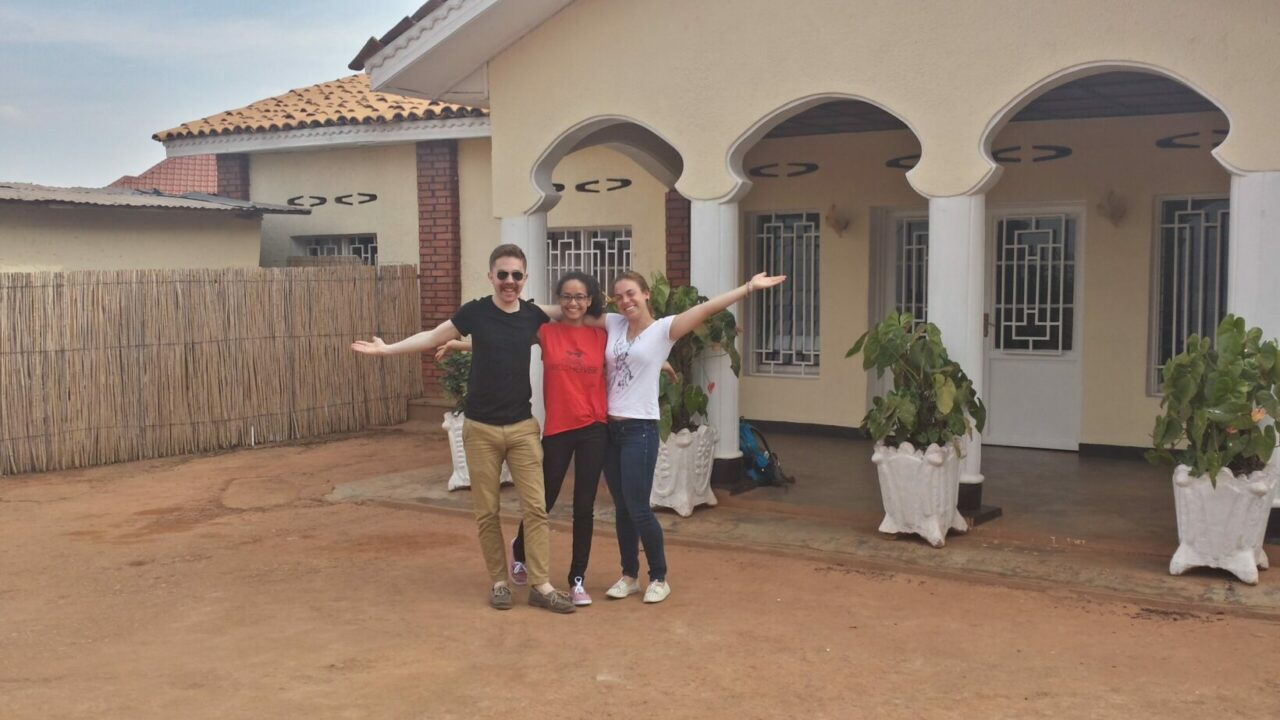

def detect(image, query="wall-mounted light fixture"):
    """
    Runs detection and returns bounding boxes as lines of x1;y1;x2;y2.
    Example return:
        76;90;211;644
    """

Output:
825;204;852;237
1096;189;1128;227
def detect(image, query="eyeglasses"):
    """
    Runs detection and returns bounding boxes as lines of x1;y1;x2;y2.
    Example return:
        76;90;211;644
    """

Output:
559;293;590;303
495;270;525;281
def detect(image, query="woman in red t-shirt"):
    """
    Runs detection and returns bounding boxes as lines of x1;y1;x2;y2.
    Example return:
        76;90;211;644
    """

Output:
438;271;608;606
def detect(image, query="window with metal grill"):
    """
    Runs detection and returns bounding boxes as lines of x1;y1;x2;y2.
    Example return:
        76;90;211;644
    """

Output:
1149;196;1230;393
749;212;820;376
544;227;632;302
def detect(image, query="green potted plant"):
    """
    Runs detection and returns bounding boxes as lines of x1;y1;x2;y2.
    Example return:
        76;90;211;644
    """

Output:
437;350;510;491
1147;314;1280;584
642;272;740;517
846;311;986;547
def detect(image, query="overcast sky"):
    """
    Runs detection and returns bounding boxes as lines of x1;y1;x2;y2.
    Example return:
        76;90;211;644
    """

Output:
0;0;413;187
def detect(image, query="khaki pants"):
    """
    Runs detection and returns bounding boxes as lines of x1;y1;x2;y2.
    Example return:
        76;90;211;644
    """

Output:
463;417;550;585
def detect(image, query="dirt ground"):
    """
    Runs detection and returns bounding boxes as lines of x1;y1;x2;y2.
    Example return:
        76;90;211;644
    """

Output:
3;427;1279;720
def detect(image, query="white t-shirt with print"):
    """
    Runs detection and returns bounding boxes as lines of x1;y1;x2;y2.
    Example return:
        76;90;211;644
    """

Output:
604;313;676;420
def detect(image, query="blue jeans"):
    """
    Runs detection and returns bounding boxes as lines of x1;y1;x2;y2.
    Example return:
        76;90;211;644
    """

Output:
603;419;666;582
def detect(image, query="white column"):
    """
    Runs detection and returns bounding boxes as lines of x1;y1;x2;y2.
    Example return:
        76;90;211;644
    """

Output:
927;194;986;484
1226;171;1280;509
690;199;742;460
501;212;549;427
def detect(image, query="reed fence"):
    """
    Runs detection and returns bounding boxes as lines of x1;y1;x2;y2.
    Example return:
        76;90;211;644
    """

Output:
0;265;423;476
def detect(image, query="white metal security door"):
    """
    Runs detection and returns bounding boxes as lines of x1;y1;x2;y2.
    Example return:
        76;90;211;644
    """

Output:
983;209;1084;450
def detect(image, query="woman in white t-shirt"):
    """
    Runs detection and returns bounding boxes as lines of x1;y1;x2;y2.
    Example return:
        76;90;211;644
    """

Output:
601;270;785;604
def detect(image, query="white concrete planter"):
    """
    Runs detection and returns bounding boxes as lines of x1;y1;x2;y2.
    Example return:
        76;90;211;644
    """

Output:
651;425;718;517
442;412;512;491
1170;463;1278;584
871;441;969;548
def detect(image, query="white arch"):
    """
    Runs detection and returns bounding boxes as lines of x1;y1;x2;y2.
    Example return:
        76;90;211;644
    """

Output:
969;60;1237;195
526;114;685;215
720;93;925;203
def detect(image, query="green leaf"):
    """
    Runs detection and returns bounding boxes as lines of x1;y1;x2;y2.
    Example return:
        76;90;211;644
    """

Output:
658;404;673;443
650;274;671;316
684;383;708;420
726;343;742;378
846;332;868;359
935;376;957;416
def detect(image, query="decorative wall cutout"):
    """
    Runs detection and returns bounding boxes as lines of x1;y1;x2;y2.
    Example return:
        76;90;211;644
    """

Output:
575;178;633;193
550;178;634;194
286;193;378;207
1156;129;1228;149
335;193;378;205
992;145;1073;163
884;145;1072;169
748;162;820;178
885;154;919;170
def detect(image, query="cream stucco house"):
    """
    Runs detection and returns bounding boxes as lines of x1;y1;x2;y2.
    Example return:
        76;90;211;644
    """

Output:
0;183;303;272
161;0;1280;522
155;73;675;392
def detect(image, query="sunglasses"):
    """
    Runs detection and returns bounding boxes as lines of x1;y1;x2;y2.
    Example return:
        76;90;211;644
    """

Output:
495;270;525;281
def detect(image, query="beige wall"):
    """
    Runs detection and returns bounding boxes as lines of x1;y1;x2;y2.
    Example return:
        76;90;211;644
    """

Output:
249;144;419;267
989;112;1229;446
0;205;261;271
547;145;668;287
458;138;501;301
458;138;668;302
483;0;1280;215
738;130;923;427
732;111;1228;445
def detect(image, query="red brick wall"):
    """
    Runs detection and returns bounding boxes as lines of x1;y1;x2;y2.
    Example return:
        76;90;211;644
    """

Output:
215;154;250;200
665;189;691;286
416;140;462;398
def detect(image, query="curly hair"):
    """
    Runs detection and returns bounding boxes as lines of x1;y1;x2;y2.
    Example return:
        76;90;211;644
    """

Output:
556;271;604;317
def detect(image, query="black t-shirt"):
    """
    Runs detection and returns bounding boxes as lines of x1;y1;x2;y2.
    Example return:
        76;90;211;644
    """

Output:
450;296;549;426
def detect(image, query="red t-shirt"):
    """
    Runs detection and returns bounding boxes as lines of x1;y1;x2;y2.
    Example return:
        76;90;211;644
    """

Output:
539;323;608;436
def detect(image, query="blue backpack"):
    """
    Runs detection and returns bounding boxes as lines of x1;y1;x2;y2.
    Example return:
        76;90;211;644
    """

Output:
739;420;794;488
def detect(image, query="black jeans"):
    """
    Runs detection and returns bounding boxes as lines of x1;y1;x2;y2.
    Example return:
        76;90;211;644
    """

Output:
512;422;607;585
603;418;666;582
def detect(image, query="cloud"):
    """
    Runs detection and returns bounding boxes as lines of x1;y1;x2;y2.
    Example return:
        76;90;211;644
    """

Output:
0;4;370;67
0;105;21;122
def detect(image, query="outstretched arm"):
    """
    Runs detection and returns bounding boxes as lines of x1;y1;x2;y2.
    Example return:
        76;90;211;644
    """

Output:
434;339;472;362
351;319;462;356
668;272;786;342
540;303;607;328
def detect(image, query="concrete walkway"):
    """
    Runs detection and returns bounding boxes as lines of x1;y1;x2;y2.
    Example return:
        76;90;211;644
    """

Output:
328;426;1280;619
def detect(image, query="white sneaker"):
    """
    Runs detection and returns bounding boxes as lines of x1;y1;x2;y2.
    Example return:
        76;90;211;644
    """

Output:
643;580;670;604
605;577;640;599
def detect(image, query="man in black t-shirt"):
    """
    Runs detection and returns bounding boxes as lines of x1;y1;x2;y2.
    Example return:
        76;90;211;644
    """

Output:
352;244;573;614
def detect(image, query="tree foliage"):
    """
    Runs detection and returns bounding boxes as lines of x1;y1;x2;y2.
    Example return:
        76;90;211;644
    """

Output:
1147;314;1280;482
436;350;472;415
845;312;986;452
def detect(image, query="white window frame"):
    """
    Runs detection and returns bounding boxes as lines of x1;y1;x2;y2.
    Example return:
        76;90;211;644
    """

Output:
545;226;632;303
892;214;930;326
297;233;378;265
746;210;821;378
1146;193;1230;395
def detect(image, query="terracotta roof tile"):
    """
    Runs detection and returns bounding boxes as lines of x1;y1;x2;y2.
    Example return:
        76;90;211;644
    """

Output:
153;74;486;142
109;155;217;194
349;0;448;71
